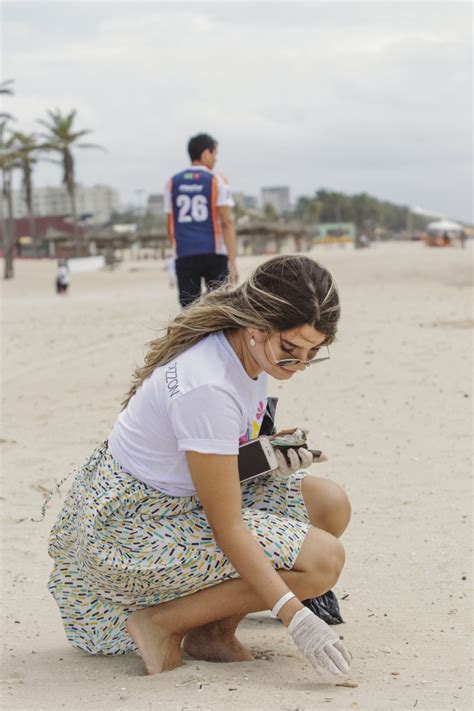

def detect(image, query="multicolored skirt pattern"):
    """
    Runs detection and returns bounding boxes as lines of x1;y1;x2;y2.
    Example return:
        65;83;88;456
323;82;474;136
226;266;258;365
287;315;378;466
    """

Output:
48;442;310;655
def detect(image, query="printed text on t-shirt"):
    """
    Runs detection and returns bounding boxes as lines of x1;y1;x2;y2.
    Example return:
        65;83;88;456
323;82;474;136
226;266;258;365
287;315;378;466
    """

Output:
165;363;180;398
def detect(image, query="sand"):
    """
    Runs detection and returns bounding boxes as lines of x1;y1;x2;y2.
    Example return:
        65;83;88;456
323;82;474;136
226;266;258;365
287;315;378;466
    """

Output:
1;242;472;710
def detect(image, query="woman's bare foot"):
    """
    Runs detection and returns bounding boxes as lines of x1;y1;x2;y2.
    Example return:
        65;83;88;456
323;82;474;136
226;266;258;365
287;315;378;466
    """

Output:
183;621;255;663
126;608;183;675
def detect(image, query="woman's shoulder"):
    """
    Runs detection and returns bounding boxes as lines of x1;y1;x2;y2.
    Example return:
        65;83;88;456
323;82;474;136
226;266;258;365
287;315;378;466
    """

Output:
169;332;233;392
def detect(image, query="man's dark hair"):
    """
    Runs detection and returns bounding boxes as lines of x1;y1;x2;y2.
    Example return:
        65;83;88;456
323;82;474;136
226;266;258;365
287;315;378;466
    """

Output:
187;133;218;162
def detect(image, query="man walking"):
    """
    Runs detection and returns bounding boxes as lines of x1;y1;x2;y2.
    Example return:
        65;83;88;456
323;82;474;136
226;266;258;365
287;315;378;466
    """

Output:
165;133;237;308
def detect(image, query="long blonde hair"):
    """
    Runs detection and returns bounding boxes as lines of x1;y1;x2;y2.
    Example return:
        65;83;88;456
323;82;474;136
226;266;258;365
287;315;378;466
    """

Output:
122;255;340;408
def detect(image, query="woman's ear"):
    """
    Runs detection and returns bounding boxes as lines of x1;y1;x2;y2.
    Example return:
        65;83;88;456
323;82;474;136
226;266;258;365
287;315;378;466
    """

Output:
249;329;269;345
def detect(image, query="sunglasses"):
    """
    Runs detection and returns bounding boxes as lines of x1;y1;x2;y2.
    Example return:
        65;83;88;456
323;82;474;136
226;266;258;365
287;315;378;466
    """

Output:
267;338;331;367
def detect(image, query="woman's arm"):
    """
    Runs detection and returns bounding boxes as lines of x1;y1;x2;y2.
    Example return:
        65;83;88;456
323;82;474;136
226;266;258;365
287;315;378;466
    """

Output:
186;451;305;624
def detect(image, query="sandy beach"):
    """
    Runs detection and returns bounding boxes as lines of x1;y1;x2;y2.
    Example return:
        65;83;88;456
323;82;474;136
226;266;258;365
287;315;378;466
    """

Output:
1;242;472;711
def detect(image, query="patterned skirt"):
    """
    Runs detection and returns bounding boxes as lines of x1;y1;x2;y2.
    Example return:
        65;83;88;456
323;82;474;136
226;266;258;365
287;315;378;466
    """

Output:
48;442;310;655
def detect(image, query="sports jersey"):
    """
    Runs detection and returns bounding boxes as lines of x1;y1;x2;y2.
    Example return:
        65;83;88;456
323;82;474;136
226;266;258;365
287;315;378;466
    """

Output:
165;166;234;258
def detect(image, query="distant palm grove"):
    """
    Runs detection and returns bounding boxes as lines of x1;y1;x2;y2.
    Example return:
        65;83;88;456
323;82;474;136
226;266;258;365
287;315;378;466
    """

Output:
293;189;430;233
1;79;102;278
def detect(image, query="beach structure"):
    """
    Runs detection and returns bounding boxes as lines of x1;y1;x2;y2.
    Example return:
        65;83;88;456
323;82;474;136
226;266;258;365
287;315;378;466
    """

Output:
11;220;314;261
424;219;465;247
236;220;313;254
13;215;80;257
315;222;356;245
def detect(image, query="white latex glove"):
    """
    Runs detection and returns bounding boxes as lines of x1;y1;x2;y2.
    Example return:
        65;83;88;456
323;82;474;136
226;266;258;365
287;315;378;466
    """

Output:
289;607;351;682
273;447;314;476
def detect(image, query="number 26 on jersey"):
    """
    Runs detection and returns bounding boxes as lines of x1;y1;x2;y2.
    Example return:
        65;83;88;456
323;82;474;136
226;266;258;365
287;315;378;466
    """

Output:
176;194;209;223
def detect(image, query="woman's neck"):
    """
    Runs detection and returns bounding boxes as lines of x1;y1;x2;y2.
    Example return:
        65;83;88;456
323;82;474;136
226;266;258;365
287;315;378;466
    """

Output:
226;329;261;380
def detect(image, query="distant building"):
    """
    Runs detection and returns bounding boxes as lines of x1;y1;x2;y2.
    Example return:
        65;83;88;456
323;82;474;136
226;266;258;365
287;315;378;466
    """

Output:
12;184;120;225
233;192;258;211
10;215;81;256
13;215;77;241
261;186;290;214
147;193;165;216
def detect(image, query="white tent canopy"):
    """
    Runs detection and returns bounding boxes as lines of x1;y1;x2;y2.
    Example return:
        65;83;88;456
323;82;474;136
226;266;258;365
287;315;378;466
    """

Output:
427;219;463;232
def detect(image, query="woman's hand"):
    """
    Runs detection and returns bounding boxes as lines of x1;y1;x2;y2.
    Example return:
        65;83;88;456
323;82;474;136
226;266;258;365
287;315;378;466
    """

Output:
273;446;328;476
271;427;327;474
273;447;315;475
288;607;351;682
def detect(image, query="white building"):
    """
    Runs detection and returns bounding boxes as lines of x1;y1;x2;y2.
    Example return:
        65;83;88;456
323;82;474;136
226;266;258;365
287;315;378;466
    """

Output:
12;184;120;225
261;186;290;215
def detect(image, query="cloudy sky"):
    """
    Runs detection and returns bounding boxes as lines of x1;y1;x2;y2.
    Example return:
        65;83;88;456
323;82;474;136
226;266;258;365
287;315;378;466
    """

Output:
2;1;472;220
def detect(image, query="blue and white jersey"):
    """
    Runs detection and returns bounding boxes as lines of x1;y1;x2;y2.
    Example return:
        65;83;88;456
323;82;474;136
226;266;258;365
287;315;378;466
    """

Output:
165;166;234;258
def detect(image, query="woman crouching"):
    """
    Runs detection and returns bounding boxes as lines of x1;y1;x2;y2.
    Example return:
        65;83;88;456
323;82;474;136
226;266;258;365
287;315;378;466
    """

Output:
48;255;352;681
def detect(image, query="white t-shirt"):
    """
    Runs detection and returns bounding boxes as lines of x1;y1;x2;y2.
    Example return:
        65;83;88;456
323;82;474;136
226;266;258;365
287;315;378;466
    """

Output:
164;165;234;214
108;332;268;496
57;265;70;285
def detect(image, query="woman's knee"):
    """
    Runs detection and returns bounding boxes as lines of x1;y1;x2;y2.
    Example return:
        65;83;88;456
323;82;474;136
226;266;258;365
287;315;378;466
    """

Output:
302;476;351;537
317;530;345;585
296;527;345;593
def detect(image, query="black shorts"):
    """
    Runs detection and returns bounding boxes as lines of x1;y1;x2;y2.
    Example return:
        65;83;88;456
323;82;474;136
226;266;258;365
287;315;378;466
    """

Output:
56;279;68;294
175;253;229;308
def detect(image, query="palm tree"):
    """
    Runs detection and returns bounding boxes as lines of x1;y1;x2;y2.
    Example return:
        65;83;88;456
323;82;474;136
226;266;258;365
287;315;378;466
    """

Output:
38;109;103;254
0;79;14;120
12;131;42;244
0;119;19;278
0;80;14;94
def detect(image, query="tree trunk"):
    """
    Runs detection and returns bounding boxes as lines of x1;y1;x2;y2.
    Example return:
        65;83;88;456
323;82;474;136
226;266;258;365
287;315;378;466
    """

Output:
24;166;37;246
69;183;80;256
0;171;9;271
28;209;36;249
64;150;80;256
2;168;15;279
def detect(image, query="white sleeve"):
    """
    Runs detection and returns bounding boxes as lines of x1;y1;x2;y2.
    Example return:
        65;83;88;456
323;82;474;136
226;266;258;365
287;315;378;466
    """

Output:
215;173;235;208
170;385;242;454
164;178;172;214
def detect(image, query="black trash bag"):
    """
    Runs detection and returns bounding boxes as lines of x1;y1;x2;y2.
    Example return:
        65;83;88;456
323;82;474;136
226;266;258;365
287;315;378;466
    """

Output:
302;590;345;625
260;397;345;626
259;396;279;437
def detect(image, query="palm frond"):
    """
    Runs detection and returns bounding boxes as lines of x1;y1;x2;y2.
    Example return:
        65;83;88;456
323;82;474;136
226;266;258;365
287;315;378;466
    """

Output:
0;79;15;95
41;157;62;166
69;129;92;140
77;142;106;151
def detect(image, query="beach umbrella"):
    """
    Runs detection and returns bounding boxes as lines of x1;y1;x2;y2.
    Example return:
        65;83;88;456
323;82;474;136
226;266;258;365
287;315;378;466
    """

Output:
427;219;463;232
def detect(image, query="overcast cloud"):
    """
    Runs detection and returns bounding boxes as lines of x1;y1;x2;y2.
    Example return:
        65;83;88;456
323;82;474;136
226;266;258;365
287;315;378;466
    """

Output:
2;1;472;220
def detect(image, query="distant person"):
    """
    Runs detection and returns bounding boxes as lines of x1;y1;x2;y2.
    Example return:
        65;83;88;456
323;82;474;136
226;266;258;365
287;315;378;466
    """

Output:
56;259;70;295
165;133;237;308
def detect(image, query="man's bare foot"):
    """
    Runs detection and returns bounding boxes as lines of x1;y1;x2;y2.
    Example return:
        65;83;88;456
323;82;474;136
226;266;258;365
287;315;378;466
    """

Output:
126;608;183;675
183;622;255;663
